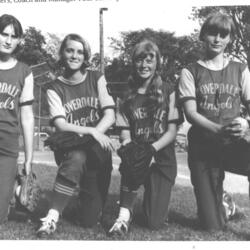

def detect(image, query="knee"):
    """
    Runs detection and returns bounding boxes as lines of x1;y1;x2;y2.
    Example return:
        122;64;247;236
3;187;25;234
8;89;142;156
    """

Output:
69;150;87;165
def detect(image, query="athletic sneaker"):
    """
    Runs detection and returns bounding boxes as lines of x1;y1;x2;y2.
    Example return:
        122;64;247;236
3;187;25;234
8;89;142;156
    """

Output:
222;191;236;220
108;218;130;236
36;216;57;238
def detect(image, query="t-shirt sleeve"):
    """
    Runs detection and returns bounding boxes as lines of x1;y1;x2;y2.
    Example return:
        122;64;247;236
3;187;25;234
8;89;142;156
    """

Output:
47;89;66;124
178;68;196;103
97;75;116;110
19;64;34;105
240;66;250;104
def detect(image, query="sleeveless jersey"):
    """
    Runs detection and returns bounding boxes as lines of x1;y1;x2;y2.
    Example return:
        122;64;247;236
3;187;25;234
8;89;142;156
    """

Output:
0;61;31;157
47;70;115;127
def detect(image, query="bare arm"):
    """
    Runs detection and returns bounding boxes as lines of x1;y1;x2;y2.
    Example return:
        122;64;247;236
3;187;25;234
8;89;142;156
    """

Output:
151;92;178;152
183;99;222;134
53;113;115;151
96;75;116;133
120;129;131;145
20;73;34;174
48;74;116;151
183;99;242;138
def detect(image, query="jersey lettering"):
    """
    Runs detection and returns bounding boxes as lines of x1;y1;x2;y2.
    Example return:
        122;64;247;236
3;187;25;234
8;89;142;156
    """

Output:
0;82;20;97
64;96;99;113
0;82;20;110
199;82;238;96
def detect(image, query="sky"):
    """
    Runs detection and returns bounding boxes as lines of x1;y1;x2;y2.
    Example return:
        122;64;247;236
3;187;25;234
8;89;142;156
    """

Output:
0;0;249;57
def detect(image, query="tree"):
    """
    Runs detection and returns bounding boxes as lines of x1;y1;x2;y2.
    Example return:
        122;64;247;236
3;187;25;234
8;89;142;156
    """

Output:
107;28;201;84
43;32;62;62
191;6;250;66
16;27;58;121
16;27;54;66
90;52;110;71
105;57;131;82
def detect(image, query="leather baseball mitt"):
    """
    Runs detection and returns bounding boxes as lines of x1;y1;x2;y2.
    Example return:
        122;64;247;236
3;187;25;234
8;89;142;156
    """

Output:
118;141;156;190
15;169;41;212
221;128;250;176
45;131;111;164
44;131;95;152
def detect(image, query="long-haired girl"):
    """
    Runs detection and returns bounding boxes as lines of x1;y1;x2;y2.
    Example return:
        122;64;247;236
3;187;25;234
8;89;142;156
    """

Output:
109;39;181;235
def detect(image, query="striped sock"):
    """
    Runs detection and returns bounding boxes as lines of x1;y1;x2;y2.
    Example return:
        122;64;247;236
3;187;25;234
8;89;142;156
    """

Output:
51;181;77;214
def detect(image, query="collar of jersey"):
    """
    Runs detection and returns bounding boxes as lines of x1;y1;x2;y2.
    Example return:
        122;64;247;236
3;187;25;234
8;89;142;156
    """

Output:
197;58;229;71
0;58;18;70
58;74;86;85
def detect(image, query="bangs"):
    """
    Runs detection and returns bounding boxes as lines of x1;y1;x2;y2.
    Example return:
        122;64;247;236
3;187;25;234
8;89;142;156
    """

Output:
206;17;231;36
131;39;161;74
200;13;236;41
0;15;23;37
133;43;156;60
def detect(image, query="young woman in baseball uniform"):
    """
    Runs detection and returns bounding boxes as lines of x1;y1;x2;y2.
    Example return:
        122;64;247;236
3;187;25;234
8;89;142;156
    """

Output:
109;40;181;235
36;33;115;237
0;14;34;224
178;12;250;230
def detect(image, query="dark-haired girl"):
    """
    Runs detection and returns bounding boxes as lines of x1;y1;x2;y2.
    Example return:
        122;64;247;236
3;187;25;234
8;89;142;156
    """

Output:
36;33;115;237
0;14;34;224
109;40;181;235
179;12;250;230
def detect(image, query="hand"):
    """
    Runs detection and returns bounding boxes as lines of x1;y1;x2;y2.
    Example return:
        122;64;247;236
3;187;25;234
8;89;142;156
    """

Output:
90;128;115;151
121;138;131;146
219;119;248;146
220;120;244;139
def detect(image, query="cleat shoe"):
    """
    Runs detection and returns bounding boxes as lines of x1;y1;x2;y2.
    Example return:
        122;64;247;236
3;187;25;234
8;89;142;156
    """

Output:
108;218;130;236
223;191;236;221
36;216;57;238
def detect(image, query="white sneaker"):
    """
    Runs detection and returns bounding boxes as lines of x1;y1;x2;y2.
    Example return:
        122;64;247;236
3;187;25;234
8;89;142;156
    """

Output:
108;218;130;236
223;191;236;220
36;217;57;238
36;210;59;238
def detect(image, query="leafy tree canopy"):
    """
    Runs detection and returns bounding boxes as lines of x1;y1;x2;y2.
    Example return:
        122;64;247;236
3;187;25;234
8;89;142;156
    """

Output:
106;28;201;84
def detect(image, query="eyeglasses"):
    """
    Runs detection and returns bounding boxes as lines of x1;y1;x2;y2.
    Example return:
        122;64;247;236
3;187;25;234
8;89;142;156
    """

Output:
135;53;156;64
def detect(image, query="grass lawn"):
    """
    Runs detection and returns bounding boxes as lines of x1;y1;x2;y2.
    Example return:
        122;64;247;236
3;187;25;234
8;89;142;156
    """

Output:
2;161;250;241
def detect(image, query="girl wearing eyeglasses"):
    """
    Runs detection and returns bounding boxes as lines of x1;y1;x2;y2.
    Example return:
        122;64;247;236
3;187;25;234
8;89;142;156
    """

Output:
109;40;181;235
178;12;250;230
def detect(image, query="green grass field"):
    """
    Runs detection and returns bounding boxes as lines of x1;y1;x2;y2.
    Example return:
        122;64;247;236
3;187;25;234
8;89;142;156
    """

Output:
2;159;250;241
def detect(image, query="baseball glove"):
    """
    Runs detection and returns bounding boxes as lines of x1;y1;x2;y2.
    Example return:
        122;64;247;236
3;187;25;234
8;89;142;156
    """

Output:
221;128;250;176
45;131;111;165
15;169;41;212
118;141;156;190
44;131;95;152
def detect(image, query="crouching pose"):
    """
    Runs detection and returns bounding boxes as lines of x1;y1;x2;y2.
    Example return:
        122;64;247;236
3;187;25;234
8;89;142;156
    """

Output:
36;34;115;237
109;40;182;235
178;12;250;230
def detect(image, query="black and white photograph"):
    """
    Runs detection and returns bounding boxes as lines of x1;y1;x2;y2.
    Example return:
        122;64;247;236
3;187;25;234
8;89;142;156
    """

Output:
1;0;250;248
